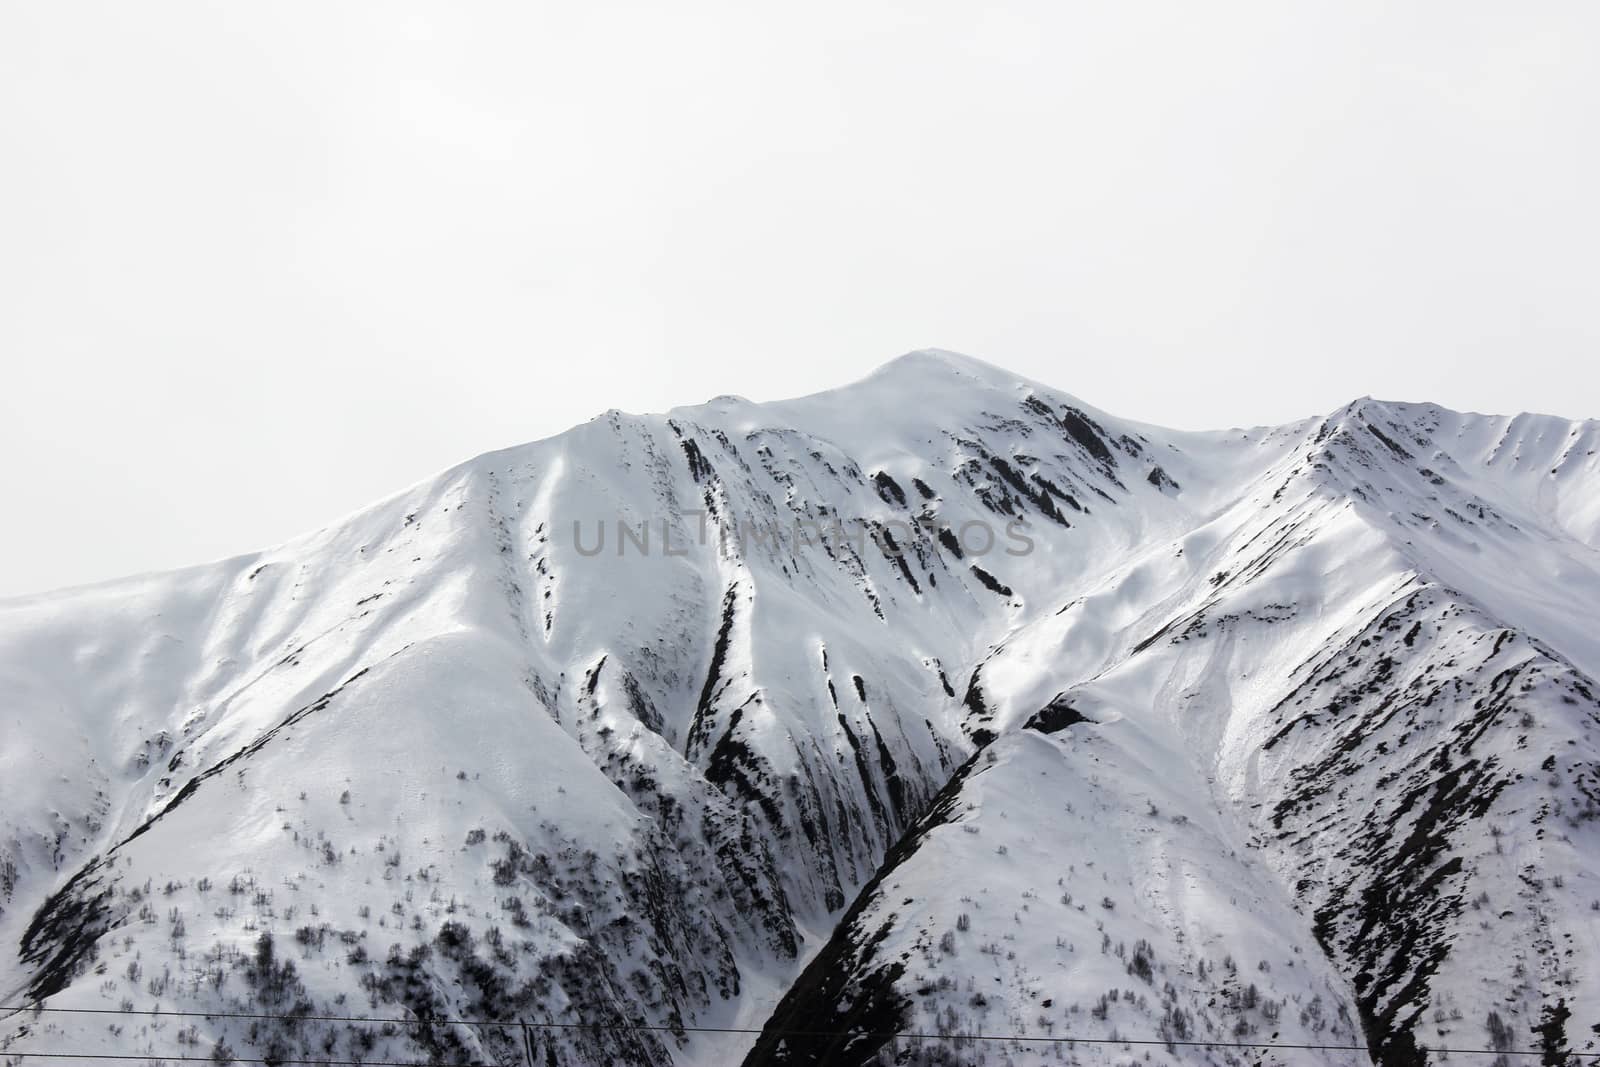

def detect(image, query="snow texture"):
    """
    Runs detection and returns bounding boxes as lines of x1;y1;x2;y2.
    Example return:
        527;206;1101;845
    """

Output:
2;351;1597;1066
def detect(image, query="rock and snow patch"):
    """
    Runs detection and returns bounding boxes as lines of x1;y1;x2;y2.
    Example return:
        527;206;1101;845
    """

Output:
2;351;1598;1066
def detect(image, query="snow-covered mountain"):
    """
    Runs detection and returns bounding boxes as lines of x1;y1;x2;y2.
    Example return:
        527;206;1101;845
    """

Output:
2;350;1597;1067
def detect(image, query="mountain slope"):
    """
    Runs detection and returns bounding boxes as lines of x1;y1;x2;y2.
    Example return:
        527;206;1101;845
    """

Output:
742;386;1600;1067
2;351;1597;1067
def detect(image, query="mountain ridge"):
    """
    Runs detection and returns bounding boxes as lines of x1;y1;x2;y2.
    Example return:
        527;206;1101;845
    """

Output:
2;352;1597;1067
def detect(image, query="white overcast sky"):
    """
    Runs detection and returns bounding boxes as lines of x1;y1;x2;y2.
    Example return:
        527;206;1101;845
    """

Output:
2;2;1597;597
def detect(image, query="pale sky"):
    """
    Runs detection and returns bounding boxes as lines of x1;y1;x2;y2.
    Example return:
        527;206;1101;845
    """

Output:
2;2;1597;597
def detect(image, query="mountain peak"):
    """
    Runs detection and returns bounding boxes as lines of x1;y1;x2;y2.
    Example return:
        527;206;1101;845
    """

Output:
4;354;1598;1067
862;348;1042;393
871;347;1006;376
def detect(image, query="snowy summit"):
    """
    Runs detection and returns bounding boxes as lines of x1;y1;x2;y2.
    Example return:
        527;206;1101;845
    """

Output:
2;351;1598;1066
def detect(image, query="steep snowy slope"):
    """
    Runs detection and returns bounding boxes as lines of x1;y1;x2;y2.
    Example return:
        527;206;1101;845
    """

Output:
747;388;1600;1067
2;351;1597;1067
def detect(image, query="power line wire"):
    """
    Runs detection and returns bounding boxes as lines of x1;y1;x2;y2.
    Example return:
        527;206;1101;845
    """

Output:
2;1002;1594;1060
0;1052;430;1066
